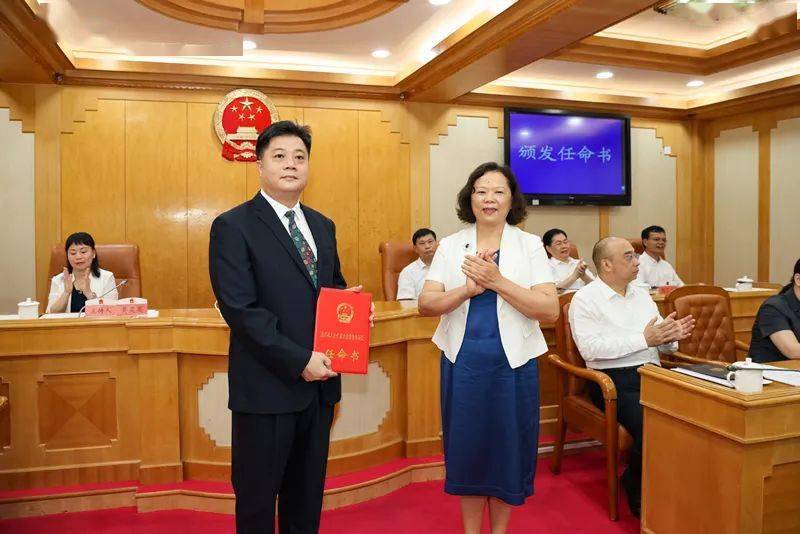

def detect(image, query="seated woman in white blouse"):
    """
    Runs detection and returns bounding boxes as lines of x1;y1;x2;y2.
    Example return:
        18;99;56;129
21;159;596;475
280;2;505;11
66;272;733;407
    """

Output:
46;232;118;313
543;228;594;291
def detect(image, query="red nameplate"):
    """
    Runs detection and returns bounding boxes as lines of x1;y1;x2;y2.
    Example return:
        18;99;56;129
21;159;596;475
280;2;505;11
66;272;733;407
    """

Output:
313;288;371;374
84;298;148;317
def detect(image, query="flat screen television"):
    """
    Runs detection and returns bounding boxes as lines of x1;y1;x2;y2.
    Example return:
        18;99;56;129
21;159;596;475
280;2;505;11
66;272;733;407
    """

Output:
504;108;631;206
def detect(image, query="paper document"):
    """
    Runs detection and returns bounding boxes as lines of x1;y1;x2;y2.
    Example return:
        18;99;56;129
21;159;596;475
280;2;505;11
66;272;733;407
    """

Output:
756;364;800;387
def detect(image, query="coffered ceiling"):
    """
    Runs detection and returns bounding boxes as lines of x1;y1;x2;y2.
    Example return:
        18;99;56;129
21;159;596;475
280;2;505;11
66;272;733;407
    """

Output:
1;0;799;117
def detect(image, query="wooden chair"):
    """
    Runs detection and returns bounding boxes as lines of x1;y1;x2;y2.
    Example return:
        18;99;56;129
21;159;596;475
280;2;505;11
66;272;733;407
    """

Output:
663;285;748;364
548;292;633;521
377;242;417;300
48;244;142;298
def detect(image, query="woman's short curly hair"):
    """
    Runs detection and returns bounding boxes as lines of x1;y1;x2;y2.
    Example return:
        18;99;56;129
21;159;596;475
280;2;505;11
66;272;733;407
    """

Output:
455;162;527;225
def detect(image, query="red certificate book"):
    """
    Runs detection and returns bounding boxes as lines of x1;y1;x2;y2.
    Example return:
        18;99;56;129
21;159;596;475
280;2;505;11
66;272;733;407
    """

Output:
313;288;372;374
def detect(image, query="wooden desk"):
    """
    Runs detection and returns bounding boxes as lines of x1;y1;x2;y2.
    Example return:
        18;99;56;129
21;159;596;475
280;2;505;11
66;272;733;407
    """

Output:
0;303;440;490
640;361;800;534
0;289;774;492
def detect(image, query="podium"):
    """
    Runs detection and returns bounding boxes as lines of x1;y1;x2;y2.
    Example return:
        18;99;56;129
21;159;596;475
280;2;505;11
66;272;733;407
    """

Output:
639;362;800;533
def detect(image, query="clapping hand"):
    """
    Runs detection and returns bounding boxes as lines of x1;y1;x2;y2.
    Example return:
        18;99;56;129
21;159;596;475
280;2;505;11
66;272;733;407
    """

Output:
644;312;695;347
462;249;500;294
61;268;74;295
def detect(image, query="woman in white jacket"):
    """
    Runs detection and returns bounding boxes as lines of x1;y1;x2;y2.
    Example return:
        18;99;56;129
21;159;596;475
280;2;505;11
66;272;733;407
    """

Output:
419;162;558;534
46;232;117;313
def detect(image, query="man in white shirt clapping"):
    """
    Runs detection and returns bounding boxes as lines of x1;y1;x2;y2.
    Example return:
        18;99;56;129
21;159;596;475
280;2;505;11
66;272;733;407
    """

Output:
397;228;438;300
568;237;695;517
636;225;684;288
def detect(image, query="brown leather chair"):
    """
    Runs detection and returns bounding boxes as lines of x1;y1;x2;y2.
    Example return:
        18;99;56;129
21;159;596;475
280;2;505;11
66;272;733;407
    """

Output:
545;242;580;260
48;244;142;299
663;285;748;364
378;242;418;300
627;238;664;260
548;292;633;521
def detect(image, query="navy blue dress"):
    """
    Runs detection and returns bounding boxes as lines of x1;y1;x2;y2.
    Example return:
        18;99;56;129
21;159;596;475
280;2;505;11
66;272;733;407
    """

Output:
440;255;540;506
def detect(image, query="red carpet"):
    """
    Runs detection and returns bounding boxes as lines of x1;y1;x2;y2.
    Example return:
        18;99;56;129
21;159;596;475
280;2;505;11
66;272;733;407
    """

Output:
0;450;638;533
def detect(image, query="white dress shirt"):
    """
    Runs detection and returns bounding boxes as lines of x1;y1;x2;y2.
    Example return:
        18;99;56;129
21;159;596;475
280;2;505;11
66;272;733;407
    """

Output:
397;258;429;300
426;224;554;369
635;252;683;288
549;256;595;291
261;190;317;257
568;277;677;369
46;268;118;313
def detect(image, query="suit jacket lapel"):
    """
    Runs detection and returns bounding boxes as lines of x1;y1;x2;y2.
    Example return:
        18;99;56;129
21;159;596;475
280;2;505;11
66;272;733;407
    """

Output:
251;194;316;289
302;204;332;283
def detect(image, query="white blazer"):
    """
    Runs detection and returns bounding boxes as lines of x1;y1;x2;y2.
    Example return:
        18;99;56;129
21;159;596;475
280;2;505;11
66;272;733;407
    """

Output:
46;268;118;313
426;224;554;369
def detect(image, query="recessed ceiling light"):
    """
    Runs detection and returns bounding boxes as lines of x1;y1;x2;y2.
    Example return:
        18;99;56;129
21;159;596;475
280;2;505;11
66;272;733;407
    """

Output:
243;40;257;51
686;80;705;88
596;71;614;79
428;0;451;5
371;49;391;59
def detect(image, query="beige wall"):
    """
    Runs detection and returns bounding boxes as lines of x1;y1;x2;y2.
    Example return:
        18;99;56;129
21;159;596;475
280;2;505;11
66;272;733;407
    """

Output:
610;127;677;263
714;126;759;287
770;117;800;284
0;107;35;314
429;115;503;238
523;206;598;265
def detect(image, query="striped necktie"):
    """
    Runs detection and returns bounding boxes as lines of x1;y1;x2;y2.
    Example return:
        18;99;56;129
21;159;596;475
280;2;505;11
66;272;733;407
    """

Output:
285;210;318;287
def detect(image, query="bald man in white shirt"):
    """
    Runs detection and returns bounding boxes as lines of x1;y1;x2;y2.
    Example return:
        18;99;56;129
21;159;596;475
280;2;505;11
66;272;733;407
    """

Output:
569;237;694;517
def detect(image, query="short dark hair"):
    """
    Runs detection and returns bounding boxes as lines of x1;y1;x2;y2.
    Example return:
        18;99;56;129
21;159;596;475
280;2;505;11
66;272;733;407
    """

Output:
543;228;567;247
456;162;527;225
412;228;437;245
781;257;800;294
64;232;100;278
641;225;666;240
256;120;312;160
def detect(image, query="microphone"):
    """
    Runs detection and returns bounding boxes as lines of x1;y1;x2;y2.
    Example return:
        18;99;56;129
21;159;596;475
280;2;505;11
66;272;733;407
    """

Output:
78;280;128;316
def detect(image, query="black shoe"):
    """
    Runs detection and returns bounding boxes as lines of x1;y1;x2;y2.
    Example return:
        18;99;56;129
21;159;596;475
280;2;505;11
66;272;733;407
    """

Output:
620;470;641;518
626;494;641;518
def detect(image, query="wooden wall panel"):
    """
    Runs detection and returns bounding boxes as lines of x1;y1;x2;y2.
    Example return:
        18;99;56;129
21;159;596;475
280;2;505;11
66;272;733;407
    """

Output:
358;111;410;297
713;126;759;287
125;101;188;309
61;100;126;244
186;103;247;308
34;86;63;307
769;118;800;284
303;108;359;287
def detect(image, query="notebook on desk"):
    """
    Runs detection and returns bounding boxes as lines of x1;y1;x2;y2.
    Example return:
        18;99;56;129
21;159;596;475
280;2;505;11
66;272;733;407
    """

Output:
674;363;772;388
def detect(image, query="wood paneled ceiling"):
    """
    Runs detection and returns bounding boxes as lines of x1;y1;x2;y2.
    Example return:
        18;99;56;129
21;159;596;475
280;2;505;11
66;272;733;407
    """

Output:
1;0;799;119
135;0;409;34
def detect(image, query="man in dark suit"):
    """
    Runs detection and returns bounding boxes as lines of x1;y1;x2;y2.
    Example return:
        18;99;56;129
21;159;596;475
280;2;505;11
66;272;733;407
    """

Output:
209;120;353;533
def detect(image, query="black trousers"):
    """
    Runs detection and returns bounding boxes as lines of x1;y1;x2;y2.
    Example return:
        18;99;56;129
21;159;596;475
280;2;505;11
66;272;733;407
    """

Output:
232;390;334;534
588;365;643;499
